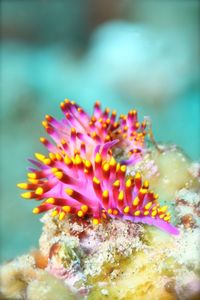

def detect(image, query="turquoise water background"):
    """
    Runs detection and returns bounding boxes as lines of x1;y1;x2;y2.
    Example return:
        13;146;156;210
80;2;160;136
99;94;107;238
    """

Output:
1;1;200;262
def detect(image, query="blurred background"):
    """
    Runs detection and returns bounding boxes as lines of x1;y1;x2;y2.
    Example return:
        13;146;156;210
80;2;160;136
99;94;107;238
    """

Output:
0;0;200;262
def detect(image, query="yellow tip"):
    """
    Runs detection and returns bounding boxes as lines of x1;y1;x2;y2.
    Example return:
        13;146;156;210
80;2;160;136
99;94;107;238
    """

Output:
81;205;88;213
54;172;63;180
144;202;152;210
132;197;140;206
107;208;113;214
40;137;46;143
143;180;149;189
32;207;40;214
144;211;149;216
109;156;116;167
62;206;71;213
93;176;100;185
51;167;58;173
102;190;109;198
151;210;157;217
28;178;39;184
46;198;55;204
93;218;99;225
71;127;76;134
113;180;120;187
134;210;141;216
77;210;84;217
135;172;141;179
42;120;48;128
95;153;102;164
113;209;118;215
44;158;51;165
158;206;168;213
21;192;32;199
55;153;62;161
139;188;147;195
103;163;110;172
116;163;120;172
65;188;73;196
64;155;72;166
125;179;132;188
35;187;44;195
59;212;66;220
27;173;37;179
159;214;165;219
51;210;59;217
84;160;91;168
34;153;45;161
17;183;28;189
75;154;82;165
118;190;124;201
49;153;56;160
120;166;126;173
124;206;130;214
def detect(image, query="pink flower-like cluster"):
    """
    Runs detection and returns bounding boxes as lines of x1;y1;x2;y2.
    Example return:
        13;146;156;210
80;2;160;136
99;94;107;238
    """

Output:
18;100;179;235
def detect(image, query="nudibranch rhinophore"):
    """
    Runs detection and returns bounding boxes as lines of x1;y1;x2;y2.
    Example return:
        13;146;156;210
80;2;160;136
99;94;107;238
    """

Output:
17;100;179;235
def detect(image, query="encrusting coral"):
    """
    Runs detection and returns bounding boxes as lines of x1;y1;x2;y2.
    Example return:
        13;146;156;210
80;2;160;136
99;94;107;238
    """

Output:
1;100;200;300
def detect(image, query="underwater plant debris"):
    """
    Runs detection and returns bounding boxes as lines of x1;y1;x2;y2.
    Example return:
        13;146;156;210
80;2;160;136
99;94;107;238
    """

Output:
17;100;179;235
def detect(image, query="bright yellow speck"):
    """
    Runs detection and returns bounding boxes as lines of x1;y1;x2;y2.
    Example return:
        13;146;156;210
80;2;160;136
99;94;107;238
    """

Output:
95;153;102;164
113;180;120;187
107;208;113;214
144;211;149;216
46;198;55;204
145;202;152;210
132;197;140;206
34;153;45;161
65;188;73;196
62;206;71;213
120;165;126;173
51;210;59;217
75;154;82;165
118;190;124;201
135;172;141;179
103;163;110;172
93;177;100;185
109;156;116;167
21;192;32;199
143;180;149;188
93;218;99;225
84;160;91;168
134;210;141;216
151;210;157;217
27;173;37;179
35;187;44;195
158;206;168;213
126;179;132;188
81;205;88;213
54;172;63;180
32;207;40;214
59;212;66;220
17;183;28;189
124;206;130;214
77;210;84;217
102;190;109;198
51;167;58;173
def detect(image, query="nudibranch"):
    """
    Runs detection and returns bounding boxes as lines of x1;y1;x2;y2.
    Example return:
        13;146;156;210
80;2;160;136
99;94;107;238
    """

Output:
17;100;179;235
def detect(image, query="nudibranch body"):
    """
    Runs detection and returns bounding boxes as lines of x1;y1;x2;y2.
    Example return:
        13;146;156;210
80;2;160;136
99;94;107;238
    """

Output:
17;100;179;235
